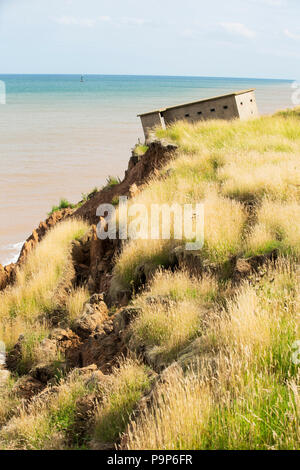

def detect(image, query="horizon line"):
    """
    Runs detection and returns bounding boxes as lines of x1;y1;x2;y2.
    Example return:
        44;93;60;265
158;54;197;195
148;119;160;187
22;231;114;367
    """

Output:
0;73;294;82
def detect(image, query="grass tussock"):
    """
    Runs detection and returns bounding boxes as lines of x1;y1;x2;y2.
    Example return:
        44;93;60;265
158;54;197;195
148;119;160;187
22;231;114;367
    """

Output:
0;376;20;428
133;144;148;157
49;198;75;215
0;371;96;450
81;187;98;203
65;286;90;325
246;198;300;257
13;325;52;375
124;365;211;450
92;359;153;446
129;270;220;366
102;175;121;190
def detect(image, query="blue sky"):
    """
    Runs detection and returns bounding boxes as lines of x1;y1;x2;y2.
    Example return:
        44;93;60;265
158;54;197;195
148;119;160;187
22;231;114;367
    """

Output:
0;0;299;78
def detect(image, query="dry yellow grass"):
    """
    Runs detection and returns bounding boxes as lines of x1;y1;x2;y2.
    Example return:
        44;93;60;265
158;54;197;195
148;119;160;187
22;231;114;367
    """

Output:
65;286;90;324
112;187;246;292
93;358;152;446
0;219;89;350
0;376;20;428
124;259;300;449
124;365;211;450
131;300;202;366
246;198;300;257
201;189;246;261
137;268;218;301
113;112;300;291
0;358;152;450
0;371;92;450
129;270;219;366
156;114;300;155
216;284;273;353
220;153;300;202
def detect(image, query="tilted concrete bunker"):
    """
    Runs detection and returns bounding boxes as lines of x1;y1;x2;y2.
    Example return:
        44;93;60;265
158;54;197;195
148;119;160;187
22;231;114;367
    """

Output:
138;89;259;140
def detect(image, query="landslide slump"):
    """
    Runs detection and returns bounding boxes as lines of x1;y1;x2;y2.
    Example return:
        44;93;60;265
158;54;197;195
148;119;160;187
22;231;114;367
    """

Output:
0;110;299;450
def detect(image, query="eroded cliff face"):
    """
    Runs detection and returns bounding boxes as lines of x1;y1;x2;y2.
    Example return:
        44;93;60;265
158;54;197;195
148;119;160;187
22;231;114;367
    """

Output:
0;264;15;291
0;140;177;295
70;139;178;303
0;140;178;420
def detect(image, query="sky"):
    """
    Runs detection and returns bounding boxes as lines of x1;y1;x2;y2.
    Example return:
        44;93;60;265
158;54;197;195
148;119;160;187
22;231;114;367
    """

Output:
0;0;300;79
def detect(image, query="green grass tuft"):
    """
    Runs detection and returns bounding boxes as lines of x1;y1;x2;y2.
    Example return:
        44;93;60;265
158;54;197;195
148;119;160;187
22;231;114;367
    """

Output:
49;198;75;215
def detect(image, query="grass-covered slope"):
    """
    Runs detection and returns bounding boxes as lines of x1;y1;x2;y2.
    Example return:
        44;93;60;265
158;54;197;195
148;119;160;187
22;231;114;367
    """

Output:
0;219;90;369
112;112;300;293
0;110;299;450
124;260;299;449
115;110;299;450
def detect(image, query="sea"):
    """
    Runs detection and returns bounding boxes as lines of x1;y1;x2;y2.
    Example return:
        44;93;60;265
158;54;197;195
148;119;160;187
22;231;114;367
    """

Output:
0;74;294;265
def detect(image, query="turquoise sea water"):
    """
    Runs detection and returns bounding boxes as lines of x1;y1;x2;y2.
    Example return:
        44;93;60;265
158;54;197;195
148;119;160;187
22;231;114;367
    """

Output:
0;75;294;265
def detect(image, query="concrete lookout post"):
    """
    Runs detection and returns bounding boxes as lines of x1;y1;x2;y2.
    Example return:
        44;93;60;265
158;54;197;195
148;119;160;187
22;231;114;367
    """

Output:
138;89;259;140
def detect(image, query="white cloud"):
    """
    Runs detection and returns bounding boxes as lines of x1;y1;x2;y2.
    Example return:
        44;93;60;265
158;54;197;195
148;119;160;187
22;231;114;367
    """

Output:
249;0;286;5
220;22;256;38
98;16;111;23
120;17;148;26
180;29;197;38
52;15;148;28
284;29;300;40
54;16;96;28
265;0;285;4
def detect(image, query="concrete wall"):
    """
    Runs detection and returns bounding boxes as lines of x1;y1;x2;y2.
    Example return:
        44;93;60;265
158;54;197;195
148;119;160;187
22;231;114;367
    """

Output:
234;90;259;120
140;111;164;140
162;95;239;125
139;90;259;140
